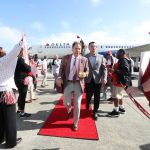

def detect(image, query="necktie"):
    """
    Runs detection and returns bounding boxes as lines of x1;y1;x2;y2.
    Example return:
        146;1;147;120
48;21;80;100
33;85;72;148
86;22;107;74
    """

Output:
73;58;77;81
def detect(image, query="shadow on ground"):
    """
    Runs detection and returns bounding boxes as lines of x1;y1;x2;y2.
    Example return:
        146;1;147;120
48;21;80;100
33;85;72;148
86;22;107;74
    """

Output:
139;143;150;150
16;109;53;131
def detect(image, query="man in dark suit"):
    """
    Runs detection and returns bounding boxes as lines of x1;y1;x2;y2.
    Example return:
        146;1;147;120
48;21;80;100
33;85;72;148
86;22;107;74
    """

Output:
85;42;107;120
56;41;89;131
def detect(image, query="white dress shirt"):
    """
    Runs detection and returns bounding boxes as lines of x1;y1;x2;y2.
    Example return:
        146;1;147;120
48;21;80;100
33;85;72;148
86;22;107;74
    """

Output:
89;54;96;67
68;55;80;81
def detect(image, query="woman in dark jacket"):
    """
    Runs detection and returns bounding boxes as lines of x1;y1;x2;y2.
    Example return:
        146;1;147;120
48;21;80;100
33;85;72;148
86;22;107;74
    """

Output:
14;49;32;118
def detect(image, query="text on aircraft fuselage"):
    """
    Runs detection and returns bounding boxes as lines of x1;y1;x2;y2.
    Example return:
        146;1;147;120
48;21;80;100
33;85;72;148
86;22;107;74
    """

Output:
44;43;71;48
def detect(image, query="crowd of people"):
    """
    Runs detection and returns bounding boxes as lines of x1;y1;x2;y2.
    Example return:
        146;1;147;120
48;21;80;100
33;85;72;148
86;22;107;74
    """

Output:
0;39;149;148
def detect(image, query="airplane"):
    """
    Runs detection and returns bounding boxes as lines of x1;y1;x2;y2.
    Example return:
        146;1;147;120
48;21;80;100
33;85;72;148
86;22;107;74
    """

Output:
28;42;136;59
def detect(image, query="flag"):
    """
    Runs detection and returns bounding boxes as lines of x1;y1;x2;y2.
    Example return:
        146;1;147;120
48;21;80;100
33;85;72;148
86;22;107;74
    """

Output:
141;59;150;106
21;33;29;64
139;51;150;106
139;51;150;84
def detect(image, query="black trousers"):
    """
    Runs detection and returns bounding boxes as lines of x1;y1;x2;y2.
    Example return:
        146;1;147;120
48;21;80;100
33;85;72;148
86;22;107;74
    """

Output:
15;80;28;111
0;103;17;147
85;78;101;113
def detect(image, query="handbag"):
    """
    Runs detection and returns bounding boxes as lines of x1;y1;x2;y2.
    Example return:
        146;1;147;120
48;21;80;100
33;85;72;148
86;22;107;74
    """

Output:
23;77;30;85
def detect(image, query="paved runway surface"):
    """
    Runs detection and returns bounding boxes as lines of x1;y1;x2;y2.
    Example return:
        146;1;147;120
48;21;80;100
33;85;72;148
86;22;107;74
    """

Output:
0;71;150;150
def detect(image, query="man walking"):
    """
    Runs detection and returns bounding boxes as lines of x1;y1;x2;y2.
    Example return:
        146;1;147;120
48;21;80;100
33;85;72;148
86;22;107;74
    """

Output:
56;41;89;131
108;49;131;116
85;42;107;120
41;56;48;87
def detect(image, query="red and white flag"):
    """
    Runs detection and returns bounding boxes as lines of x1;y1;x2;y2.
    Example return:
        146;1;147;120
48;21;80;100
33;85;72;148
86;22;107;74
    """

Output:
21;32;29;65
139;51;150;105
138;51;150;84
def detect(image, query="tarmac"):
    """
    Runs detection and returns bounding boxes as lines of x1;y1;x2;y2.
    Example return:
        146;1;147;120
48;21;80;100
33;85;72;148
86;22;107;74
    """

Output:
0;71;150;150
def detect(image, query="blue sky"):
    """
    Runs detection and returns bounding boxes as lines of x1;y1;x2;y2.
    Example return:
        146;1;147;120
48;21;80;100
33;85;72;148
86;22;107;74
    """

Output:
0;0;150;51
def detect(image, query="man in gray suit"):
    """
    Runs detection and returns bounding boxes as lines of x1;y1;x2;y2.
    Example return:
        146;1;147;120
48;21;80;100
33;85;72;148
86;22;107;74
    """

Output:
56;41;89;131
85;42;107;120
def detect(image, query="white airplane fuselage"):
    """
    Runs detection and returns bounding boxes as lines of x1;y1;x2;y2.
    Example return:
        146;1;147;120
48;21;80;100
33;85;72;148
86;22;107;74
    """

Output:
28;42;136;58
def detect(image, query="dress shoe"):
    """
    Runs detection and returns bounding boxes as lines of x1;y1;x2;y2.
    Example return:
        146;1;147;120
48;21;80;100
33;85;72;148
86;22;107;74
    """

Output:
72;124;78;131
93;112;98;121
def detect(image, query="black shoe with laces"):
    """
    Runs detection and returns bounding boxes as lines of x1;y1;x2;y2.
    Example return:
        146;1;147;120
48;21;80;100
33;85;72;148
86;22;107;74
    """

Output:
108;109;120;117
119;107;126;114
19;113;31;118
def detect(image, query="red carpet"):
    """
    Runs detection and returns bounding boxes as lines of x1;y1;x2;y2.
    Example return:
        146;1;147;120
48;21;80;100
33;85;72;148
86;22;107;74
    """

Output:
38;94;99;140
